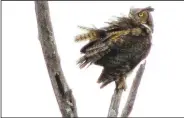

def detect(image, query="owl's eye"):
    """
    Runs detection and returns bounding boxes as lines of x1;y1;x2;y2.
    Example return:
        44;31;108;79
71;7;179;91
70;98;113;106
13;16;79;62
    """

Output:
138;12;144;17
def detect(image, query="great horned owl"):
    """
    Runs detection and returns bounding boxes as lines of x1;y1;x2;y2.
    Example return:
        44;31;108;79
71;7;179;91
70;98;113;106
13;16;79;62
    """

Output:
75;6;154;90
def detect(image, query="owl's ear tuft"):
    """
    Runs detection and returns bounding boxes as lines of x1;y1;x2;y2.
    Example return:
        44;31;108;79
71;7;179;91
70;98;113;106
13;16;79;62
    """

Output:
144;6;154;12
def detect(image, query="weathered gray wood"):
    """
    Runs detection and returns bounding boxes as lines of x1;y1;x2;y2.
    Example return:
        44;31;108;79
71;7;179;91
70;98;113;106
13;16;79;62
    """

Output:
108;88;123;117
34;1;78;117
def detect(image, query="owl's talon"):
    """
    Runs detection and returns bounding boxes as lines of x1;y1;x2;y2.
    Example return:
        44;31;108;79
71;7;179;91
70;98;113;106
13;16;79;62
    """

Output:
116;77;127;91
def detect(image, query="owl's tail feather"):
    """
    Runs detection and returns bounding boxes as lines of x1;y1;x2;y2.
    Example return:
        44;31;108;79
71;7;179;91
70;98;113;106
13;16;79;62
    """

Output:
97;68;108;83
100;78;114;89
97;68;127;89
97;68;115;89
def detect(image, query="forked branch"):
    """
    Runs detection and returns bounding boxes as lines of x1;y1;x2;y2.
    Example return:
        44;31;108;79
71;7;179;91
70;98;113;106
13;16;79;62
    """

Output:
34;1;146;117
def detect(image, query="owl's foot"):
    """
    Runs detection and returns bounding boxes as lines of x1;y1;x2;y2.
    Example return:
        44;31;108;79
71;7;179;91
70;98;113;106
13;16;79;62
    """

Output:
116;76;127;91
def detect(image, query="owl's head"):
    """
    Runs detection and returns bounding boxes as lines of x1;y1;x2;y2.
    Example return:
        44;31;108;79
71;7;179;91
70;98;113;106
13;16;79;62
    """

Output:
129;6;154;33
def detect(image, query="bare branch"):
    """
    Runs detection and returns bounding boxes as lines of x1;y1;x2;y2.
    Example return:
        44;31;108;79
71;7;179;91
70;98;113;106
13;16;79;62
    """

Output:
121;61;146;117
107;88;123;117
34;1;78;117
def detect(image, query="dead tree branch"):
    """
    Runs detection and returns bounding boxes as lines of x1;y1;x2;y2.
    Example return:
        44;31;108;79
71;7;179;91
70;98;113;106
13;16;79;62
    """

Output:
34;1;78;117
121;61;146;117
107;88;123;117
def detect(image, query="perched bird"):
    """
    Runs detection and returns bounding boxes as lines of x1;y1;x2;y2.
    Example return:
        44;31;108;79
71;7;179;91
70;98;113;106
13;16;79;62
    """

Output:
75;6;154;90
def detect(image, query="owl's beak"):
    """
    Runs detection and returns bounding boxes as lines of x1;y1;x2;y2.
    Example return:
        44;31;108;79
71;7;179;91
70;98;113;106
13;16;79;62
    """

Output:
141;24;153;33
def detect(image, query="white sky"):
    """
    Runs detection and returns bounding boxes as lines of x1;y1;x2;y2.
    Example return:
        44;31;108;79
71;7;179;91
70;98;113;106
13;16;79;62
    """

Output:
2;1;184;117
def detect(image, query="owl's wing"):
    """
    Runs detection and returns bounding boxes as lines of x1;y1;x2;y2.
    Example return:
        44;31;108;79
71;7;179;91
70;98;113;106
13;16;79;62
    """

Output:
77;35;115;69
80;34;114;53
77;31;128;69
80;39;97;53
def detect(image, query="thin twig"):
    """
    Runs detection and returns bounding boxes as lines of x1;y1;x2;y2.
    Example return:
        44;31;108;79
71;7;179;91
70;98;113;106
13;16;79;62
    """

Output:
121;61;146;117
34;1;78;117
107;88;123;117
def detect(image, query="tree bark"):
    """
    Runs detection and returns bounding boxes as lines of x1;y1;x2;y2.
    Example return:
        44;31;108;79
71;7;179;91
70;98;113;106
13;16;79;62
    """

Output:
107;89;123;117
34;1;78;117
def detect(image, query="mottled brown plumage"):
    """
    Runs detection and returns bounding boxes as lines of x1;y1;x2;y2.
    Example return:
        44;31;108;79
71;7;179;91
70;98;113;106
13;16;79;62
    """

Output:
75;6;154;90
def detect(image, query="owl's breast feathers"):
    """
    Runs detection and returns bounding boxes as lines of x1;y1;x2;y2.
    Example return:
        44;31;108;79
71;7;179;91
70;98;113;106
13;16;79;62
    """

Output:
76;17;152;89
